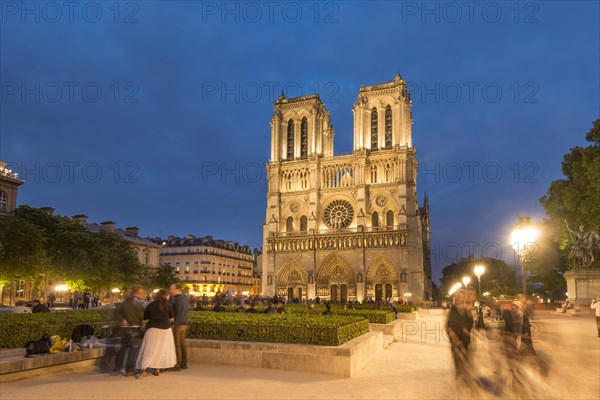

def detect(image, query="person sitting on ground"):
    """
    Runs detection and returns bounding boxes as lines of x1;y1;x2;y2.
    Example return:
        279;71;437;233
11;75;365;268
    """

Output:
275;302;286;314
562;300;570;312
212;301;226;312
263;302;276;314
322;302;335;316
12;301;32;314
236;303;249;313
31;299;50;313
246;302;259;313
307;303;320;315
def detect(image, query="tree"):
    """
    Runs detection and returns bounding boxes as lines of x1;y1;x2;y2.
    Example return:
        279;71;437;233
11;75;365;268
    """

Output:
142;263;180;290
1;206;145;298
540;118;600;268
439;257;518;298
525;220;567;296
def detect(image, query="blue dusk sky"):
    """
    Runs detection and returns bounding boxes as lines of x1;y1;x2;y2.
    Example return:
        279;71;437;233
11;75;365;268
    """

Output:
1;1;599;284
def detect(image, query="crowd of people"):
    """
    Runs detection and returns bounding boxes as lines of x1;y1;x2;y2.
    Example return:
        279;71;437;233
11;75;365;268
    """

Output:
445;290;550;397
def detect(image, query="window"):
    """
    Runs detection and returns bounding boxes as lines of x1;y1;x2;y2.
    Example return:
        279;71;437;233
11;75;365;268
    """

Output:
386;210;394;227
300;117;308;159
286;216;294;232
287;119;295;159
0;190;7;213
372;211;379;228
16;280;24;298
300;215;308;232
370;108;378;150
370;165;377;184
384;106;392;148
185;266;190;274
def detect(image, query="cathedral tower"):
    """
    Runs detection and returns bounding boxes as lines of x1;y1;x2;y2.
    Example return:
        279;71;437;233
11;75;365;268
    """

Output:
262;74;431;303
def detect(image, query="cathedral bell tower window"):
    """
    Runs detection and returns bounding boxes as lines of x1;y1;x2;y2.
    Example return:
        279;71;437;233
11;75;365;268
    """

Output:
300;117;308;159
370;108;378;151
287;119;295;160
385;106;392;149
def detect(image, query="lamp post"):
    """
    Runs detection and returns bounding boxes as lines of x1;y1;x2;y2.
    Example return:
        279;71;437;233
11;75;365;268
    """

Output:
462;276;471;288
474;264;485;297
510;216;539;296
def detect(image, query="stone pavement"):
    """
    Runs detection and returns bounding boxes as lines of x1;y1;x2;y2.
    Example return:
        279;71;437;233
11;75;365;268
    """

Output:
1;310;598;400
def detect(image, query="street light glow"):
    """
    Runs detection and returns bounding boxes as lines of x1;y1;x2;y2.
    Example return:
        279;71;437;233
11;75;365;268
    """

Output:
462;276;471;287
54;284;69;292
510;227;539;253
474;265;485;278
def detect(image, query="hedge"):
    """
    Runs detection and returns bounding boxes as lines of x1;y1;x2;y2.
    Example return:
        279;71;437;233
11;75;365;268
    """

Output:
0;309;370;348
0;309;113;349
188;312;369;346
333;310;396;324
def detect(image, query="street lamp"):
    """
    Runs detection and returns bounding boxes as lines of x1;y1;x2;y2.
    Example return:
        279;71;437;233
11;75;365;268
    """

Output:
474;264;485;296
510;216;539;295
462;276;471;288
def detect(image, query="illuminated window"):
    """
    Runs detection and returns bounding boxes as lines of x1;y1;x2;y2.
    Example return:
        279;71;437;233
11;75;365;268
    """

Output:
300;117;308;158
0;190;7;213
16;280;25;298
287;119;294;159
370;108;378;150
384;106;392;148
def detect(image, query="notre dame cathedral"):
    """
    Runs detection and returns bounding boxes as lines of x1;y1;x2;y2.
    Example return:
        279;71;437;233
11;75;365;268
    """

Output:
261;74;432;303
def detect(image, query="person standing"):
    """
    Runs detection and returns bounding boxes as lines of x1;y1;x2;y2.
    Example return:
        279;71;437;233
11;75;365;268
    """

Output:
135;290;177;379
169;283;189;370
113;286;146;375
446;289;474;381
591;297;600;337
83;291;91;309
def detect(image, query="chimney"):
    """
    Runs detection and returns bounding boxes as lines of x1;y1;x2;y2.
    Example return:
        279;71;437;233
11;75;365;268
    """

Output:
39;207;55;215
125;226;139;238
100;221;116;233
72;214;88;226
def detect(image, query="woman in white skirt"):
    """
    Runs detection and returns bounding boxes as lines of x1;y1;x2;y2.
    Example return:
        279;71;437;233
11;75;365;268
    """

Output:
135;290;177;378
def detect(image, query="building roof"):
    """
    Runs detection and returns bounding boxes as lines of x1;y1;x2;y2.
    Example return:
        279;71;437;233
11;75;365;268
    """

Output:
85;222;161;248
163;235;253;254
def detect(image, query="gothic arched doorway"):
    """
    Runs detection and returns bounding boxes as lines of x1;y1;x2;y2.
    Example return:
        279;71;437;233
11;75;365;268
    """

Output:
366;256;400;301
276;261;307;301
316;254;356;302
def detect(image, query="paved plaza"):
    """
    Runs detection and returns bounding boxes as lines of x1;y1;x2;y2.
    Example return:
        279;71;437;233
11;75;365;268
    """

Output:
1;310;598;400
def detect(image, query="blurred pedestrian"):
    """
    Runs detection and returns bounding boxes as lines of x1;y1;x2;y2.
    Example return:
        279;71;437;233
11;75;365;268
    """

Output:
591;297;600;337
113;286;146;376
446;289;474;382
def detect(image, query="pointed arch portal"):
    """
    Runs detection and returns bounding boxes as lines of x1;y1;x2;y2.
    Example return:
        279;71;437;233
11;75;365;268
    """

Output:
316;254;356;302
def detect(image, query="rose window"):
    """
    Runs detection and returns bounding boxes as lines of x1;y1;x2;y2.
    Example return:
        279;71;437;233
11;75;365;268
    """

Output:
290;202;300;213
324;200;354;229
375;195;387;207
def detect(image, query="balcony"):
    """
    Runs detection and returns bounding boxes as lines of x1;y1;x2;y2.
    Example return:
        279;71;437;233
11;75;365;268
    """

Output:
273;224;407;238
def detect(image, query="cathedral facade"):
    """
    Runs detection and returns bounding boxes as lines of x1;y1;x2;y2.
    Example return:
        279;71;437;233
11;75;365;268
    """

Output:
261;74;432;303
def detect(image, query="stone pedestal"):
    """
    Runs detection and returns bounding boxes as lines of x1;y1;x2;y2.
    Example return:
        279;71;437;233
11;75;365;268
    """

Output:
565;269;600;305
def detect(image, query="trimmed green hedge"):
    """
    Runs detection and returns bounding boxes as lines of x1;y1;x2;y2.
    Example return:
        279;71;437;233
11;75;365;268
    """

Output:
188;312;369;346
396;306;417;313
0;309;370;348
334;310;396;324
0;309;113;349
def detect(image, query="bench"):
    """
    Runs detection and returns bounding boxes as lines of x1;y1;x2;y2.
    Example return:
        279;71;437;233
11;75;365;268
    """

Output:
0;344;117;382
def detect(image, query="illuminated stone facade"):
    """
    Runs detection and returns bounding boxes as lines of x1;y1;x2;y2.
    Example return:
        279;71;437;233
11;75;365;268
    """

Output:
262;74;432;302
160;236;260;296
0;161;24;217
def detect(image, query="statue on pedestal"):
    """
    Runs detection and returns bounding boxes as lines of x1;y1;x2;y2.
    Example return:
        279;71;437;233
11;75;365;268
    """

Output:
567;223;600;269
